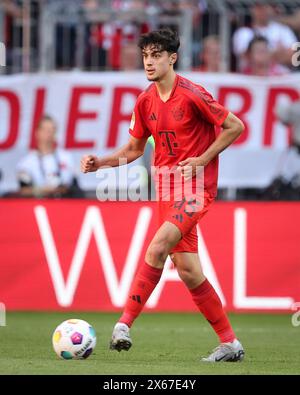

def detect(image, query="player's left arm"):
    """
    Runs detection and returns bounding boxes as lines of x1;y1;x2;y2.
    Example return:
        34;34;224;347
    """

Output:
199;111;244;164
179;112;244;179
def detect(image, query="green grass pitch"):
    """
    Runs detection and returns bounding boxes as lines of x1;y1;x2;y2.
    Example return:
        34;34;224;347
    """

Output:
0;312;299;375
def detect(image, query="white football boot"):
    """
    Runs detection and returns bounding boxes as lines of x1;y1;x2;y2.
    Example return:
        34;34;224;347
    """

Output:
109;323;132;352
201;339;245;362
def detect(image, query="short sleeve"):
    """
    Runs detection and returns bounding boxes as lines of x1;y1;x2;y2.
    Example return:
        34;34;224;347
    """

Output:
192;87;229;127
129;100;151;139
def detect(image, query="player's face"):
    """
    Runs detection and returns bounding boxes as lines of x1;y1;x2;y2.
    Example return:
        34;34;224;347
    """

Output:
142;45;176;81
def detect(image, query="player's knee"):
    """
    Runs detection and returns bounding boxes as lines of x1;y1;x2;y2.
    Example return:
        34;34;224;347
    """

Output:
145;242;168;266
177;266;200;288
177;267;193;283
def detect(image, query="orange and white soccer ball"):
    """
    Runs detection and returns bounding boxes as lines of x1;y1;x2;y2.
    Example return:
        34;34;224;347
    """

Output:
52;319;97;359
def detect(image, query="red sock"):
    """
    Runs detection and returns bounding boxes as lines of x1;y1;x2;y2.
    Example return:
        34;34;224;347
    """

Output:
189;279;236;343
119;262;163;327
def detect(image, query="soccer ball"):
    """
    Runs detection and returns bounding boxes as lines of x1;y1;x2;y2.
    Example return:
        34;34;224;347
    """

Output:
52;319;97;360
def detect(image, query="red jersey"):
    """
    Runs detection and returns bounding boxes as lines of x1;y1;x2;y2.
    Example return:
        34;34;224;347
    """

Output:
129;74;229;197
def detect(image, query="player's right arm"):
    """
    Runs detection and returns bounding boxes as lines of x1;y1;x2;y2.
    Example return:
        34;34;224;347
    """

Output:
81;135;148;173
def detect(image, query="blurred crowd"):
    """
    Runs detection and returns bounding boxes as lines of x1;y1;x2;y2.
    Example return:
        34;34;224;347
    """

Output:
1;0;300;74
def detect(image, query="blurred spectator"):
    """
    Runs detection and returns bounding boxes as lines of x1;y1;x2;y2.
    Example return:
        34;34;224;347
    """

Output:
86;20;148;71
16;115;83;198
120;41;141;70
194;35;221;72
262;100;300;200
233;1;297;72
0;0;21;20
275;8;300;37
0;0;22;71
277;101;300;134
84;0;149;70
244;36;290;76
160;0;181;16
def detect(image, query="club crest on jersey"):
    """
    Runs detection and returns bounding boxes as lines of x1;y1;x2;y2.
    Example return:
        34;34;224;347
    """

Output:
171;107;184;121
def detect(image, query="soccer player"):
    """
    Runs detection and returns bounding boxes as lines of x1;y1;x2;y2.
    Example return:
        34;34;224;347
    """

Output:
81;29;245;362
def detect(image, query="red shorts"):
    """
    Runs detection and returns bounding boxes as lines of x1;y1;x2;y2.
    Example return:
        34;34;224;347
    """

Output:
158;192;214;253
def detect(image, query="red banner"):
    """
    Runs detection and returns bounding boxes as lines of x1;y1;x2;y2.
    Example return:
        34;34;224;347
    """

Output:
0;200;299;312
1;72;299;193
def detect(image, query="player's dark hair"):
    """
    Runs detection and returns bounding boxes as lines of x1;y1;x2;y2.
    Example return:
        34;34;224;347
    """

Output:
138;28;180;53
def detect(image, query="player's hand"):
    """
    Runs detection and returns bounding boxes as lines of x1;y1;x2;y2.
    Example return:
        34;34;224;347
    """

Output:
178;157;206;180
81;155;100;173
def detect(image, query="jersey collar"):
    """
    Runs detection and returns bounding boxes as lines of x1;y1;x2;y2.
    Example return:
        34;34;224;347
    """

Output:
155;74;179;103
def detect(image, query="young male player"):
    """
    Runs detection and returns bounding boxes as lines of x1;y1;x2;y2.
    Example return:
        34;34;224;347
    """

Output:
81;29;245;362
